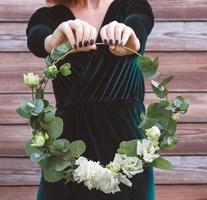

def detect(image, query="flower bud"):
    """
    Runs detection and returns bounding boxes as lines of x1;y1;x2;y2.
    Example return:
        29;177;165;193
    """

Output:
23;73;40;89
106;162;121;173
145;126;161;143
48;65;58;75
31;131;49;147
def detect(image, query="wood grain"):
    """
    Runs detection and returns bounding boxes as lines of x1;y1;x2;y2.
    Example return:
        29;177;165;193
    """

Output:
0;52;207;93
0;93;205;124
1;0;207;22
0;123;207;157
0;156;207;185
1;22;207;52
1;185;207;200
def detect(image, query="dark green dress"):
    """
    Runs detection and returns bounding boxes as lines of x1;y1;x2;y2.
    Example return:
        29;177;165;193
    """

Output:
26;0;155;199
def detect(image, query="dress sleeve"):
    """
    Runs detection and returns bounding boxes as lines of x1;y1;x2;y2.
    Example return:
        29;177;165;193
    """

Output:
26;7;54;58
123;0;155;56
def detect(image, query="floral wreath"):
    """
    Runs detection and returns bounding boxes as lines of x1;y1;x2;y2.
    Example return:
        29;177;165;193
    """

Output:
16;43;190;194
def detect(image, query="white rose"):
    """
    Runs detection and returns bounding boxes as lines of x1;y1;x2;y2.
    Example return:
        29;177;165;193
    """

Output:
113;154;143;178
145;126;161;145
73;156;121;194
23;72;40;89
137;139;160;163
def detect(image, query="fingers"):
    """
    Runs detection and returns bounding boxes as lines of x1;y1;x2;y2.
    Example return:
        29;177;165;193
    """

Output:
121;27;133;46
60;22;76;48
100;21;134;47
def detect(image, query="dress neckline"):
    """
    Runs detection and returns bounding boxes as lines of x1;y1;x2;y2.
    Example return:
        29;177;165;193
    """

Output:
56;0;118;42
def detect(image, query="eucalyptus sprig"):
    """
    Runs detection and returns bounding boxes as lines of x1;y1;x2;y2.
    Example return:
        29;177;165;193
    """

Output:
16;42;190;190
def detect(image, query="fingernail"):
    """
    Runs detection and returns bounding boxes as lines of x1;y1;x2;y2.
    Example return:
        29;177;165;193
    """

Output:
109;39;114;45
104;39;108;45
115;40;119;45
89;39;94;45
78;41;82;48
73;44;77;49
84;40;88;47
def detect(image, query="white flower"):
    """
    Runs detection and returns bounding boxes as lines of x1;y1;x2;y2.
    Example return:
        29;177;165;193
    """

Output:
73;156;121;194
145;126;161;145
113;154;143;178
137;139;160;163
23;72;40;88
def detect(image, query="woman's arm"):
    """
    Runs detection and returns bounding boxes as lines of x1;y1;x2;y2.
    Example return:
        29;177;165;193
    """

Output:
26;8;98;58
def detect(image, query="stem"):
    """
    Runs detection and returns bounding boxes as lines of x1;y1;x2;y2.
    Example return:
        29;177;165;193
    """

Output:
43;78;49;92
32;88;35;101
54;43;144;65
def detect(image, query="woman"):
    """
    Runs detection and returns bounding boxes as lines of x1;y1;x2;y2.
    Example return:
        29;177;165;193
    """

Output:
26;0;155;199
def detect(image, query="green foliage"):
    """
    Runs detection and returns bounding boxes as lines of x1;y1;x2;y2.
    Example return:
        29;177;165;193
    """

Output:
138;56;159;80
50;42;72;61
151;76;173;99
150;157;173;170
17;42;191;186
40;116;63;140
69;140;86;158
166;96;190;114
117;139;138;156
60;63;72;76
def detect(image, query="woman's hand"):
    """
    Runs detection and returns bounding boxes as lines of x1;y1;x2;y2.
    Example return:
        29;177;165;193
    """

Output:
44;19;98;54
100;21;141;56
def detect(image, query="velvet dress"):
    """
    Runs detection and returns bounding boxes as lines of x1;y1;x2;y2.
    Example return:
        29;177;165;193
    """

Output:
26;0;155;199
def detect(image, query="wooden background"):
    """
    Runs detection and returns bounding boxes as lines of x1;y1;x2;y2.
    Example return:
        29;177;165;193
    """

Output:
0;0;207;199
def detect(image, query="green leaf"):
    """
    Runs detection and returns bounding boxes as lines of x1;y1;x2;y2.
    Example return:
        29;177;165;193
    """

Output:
138;56;159;80
43;111;55;123
50;43;72;61
69;140;86;158
117;139;138;156
40;117;63;139
25;138;40;157
52;139;70;152
42;157;65;182
16;107;31;119
56;42;72;53
160;135;177;150
160;76;174;86
150;157;173;170
33;99;44;114
59;63;72;76
54;158;71;172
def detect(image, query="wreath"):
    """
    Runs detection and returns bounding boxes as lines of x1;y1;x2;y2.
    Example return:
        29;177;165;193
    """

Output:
16;43;190;194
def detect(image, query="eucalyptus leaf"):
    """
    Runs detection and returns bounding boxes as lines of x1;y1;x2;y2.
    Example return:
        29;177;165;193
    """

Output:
41;117;63;139
138;56;159;80
33;99;44;114
150;157;172;170
16;107;31;119
69;140;86;158
42;157;65;182
117;139;138;157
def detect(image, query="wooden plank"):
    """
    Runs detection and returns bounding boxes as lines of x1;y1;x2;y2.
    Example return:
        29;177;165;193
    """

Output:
0;93;205;124
1;52;207;93
1;124;207;157
1;0;207;22
0;156;207;185
0;185;207;200
156;185;207;200
1;22;207;52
